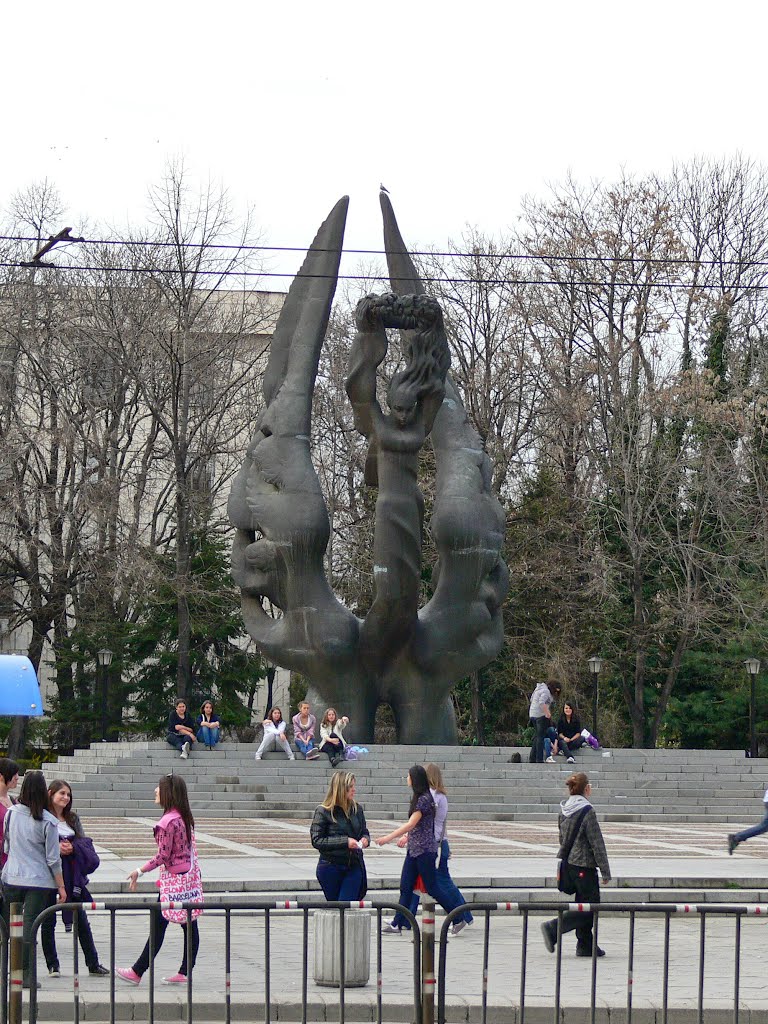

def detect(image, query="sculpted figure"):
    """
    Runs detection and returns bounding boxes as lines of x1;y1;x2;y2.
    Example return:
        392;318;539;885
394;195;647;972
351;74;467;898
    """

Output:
229;194;508;743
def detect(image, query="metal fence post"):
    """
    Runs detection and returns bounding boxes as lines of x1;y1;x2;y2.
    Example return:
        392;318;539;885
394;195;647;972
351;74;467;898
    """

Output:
421;896;435;1024
8;903;22;1024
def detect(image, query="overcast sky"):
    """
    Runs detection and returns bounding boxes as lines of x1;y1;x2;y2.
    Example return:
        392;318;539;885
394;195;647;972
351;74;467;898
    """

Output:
4;1;767;284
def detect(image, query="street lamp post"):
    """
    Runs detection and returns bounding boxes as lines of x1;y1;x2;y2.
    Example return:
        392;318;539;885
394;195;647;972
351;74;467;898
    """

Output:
97;649;113;742
588;656;603;738
745;658;761;758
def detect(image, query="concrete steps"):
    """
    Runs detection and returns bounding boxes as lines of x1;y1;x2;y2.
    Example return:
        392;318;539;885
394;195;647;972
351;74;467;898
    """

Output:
41;743;768;822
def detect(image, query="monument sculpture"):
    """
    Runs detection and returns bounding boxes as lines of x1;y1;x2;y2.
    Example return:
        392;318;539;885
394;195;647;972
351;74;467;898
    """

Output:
229;194;508;743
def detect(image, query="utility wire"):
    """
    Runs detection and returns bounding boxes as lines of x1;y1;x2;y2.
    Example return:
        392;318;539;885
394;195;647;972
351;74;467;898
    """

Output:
2;233;768;269
0;259;765;291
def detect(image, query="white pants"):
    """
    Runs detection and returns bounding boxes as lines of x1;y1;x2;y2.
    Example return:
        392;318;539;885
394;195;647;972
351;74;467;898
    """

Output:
256;733;294;759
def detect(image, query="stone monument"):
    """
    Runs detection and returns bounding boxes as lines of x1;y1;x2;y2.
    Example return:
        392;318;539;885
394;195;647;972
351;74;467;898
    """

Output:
229;195;508;743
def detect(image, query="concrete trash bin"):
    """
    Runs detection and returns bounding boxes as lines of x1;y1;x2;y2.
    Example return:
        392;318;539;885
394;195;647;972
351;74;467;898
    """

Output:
313;910;371;987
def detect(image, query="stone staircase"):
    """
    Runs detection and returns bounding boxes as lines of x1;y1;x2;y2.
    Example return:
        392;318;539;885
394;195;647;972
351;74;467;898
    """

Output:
40;742;768;823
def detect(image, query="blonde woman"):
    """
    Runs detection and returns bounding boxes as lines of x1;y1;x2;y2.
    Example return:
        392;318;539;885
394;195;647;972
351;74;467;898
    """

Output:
318;708;349;767
310;771;369;899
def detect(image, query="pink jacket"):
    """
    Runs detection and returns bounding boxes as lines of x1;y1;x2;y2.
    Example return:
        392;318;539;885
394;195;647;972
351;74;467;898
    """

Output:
141;809;192;875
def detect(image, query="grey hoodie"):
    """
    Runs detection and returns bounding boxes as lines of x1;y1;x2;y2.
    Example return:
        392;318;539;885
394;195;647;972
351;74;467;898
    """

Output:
558;796;611;881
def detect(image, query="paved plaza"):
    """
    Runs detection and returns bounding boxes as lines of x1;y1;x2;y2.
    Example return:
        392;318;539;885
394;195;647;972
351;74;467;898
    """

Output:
18;813;768;1020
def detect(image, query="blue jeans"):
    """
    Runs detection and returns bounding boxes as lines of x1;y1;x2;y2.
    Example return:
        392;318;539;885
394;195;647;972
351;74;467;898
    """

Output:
404;840;472;927
543;727;558;758
316;859;364;901
295;738;316;756
734;806;768;844
197;726;220;747
391;848;466;930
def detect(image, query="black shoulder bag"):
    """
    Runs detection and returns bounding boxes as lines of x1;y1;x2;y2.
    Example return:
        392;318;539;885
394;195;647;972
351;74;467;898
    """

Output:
556;806;591;894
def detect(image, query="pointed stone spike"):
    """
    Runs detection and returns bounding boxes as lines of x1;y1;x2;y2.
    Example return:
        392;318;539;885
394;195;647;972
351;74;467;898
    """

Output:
263;196;349;406
379;192;425;297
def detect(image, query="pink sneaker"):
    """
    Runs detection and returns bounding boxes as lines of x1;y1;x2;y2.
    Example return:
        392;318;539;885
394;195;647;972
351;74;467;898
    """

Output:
162;973;187;985
116;967;141;986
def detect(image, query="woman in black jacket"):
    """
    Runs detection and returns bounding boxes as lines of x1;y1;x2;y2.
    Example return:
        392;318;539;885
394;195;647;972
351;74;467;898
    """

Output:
555;702;585;763
541;772;611;957
310;771;370;900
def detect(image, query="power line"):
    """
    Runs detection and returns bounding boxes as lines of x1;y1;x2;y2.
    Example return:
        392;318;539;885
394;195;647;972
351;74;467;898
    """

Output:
0;258;766;291
2;233;768;269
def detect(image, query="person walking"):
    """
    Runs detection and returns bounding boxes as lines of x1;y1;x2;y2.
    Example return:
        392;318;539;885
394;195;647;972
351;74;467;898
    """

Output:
41;780;109;977
116;775;203;986
728;784;768;854
377;765;467;935
292;701;320;760
529;681;561;763
1;770;67;989
310;771;369;899
196;700;222;749
255;707;295;761
402;763;472;935
166;699;198;759
541;772;611;958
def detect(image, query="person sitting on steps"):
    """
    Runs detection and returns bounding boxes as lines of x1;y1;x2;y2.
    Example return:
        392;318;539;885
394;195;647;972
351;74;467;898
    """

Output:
319;708;349;766
166;699;197;759
196;700;222;749
255;707;295;761
292;701;320;760
554;701;585;763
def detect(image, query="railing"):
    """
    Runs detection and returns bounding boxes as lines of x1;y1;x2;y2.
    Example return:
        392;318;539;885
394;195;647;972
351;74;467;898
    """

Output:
437;900;762;1024
22;899;421;1024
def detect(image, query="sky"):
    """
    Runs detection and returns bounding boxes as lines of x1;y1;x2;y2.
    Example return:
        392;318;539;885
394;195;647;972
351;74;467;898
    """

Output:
4;0;768;285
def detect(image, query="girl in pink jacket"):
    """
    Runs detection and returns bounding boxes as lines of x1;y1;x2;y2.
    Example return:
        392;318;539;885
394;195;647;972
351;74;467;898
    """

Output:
116;776;201;986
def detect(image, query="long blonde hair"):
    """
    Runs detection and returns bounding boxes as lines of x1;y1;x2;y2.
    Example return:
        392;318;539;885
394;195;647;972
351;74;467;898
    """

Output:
320;771;357;820
424;763;446;794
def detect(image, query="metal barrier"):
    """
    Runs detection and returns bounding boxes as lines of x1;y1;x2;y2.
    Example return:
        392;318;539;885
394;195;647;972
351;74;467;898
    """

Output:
24;899;421;1024
0;913;8;1024
437;900;760;1024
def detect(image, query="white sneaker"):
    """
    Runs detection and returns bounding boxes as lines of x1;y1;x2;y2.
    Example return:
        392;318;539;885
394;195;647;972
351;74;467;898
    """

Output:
180;741;189;759
546;756;556;763
381;922;401;934
255;754;262;761
452;921;467;935
567;756;576;763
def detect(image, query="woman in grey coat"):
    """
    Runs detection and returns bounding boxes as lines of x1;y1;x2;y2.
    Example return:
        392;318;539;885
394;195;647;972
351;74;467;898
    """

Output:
1;771;66;988
541;771;611;958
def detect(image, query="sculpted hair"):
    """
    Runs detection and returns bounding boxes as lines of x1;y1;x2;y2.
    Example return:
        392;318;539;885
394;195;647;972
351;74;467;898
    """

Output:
566;772;590;796
320;771;357;820
424;763;446;795
48;779;77;830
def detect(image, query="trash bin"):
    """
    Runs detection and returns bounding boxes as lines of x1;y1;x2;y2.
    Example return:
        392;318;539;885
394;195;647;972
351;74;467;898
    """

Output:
313;909;370;987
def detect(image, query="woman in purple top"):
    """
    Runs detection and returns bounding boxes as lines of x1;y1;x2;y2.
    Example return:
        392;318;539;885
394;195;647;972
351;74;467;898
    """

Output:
376;765;466;935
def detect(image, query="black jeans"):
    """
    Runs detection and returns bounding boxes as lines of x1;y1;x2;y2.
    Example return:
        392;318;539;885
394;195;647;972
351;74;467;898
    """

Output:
548;866;600;951
530;716;550;763
2;885;56;982
41;904;101;970
319;741;344;764
133;901;200;978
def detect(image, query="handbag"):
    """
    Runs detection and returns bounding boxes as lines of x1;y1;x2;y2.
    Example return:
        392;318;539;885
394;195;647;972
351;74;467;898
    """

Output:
158;832;204;923
556;807;591;894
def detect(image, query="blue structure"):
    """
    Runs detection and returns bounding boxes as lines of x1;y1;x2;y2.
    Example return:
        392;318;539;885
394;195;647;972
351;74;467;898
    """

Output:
0;655;43;716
